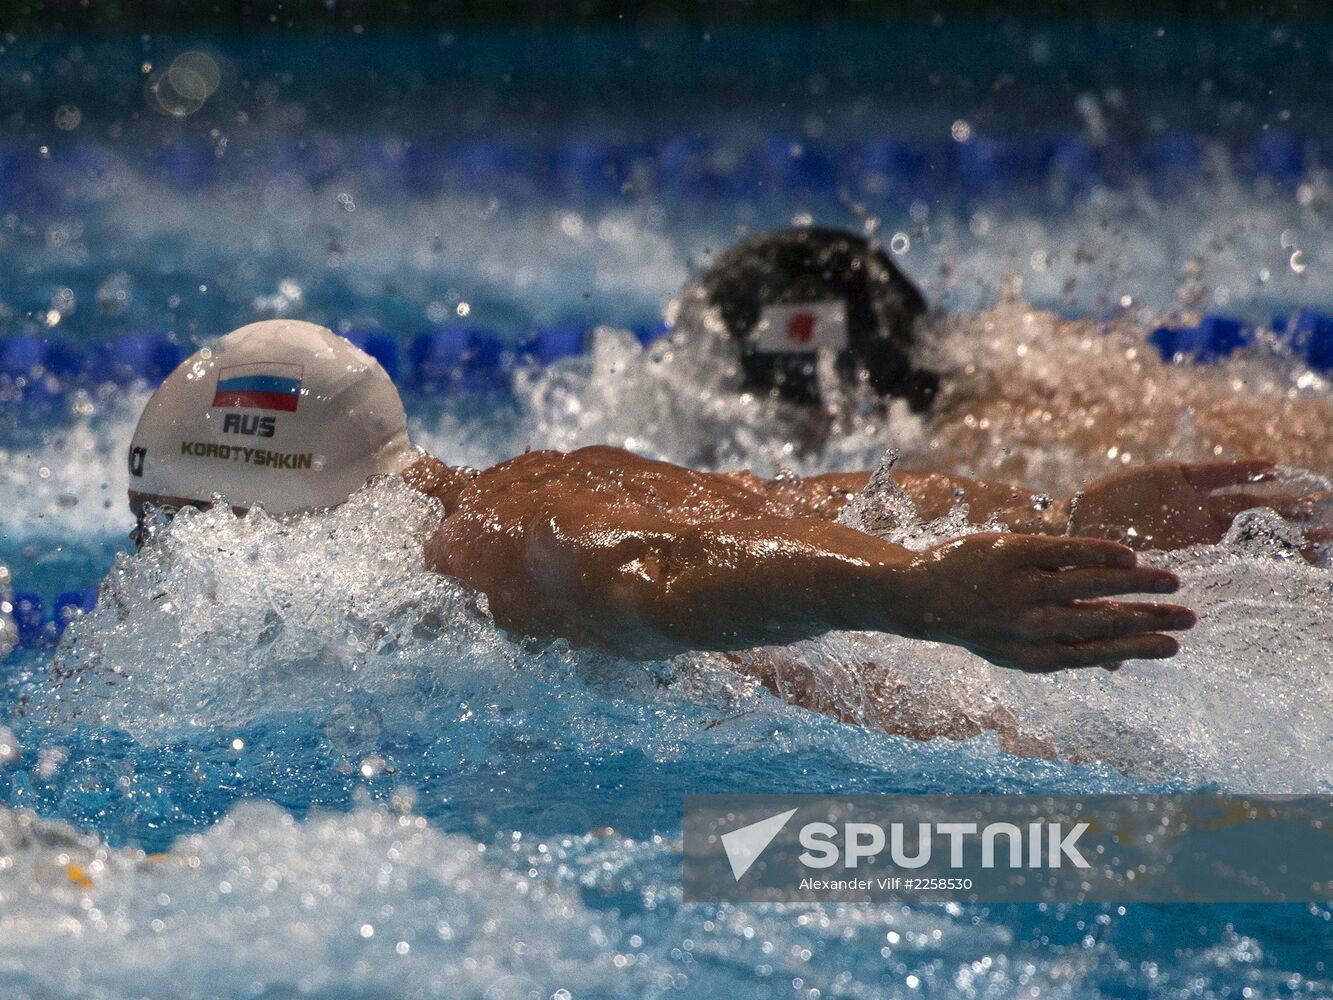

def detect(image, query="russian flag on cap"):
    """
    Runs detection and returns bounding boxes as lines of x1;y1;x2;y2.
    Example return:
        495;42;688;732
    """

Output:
212;362;303;412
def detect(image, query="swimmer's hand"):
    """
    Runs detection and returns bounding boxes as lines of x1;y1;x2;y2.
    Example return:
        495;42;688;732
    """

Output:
903;534;1192;672
1068;459;1310;550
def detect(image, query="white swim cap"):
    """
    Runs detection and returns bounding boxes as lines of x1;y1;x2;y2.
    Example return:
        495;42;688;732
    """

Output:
128;320;414;515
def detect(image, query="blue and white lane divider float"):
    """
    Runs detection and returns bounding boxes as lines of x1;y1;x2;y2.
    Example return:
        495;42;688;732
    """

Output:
1149;310;1333;369
2;332;185;391
1148;315;1253;364
1272;310;1333;372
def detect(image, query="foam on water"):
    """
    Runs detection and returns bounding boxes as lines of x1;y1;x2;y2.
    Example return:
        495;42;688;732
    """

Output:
30;480;480;738
0;801;678;1000
834;456;1333;790
0;798;1323;1000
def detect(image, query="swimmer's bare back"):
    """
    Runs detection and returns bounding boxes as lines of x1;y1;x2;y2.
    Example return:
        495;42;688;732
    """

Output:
405;445;1218;671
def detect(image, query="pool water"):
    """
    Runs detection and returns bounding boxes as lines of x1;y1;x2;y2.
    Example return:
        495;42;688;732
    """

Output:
1;20;1332;999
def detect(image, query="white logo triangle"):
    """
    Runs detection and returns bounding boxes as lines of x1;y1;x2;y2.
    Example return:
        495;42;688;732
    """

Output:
720;808;799;881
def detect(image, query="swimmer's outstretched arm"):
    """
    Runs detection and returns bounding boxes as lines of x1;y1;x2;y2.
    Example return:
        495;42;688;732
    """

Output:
424;475;1191;669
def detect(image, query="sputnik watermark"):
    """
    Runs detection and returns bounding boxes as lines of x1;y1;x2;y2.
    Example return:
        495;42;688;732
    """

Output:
720;809;1090;881
798;818;1089;870
684;794;1333;903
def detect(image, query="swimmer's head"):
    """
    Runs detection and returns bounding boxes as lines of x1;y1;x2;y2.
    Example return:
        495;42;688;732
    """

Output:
700;227;938;410
127;320;413;539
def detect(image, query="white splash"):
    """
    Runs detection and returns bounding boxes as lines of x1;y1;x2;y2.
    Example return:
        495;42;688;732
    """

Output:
829;469;1333;791
31;479;493;737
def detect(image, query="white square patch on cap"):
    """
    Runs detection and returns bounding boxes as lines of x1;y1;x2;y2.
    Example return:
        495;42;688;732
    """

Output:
751;301;849;353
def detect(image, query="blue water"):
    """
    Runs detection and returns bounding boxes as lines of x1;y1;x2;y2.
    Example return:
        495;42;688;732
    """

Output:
0;21;1331;999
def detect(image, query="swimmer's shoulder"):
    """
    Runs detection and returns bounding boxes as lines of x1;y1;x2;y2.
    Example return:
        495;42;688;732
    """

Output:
440;446;736;521
486;445;677;480
439;447;630;505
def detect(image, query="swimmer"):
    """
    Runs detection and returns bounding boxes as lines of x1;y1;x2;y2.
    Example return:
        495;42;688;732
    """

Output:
697;225;938;412
130;320;1320;684
691;226;1333;480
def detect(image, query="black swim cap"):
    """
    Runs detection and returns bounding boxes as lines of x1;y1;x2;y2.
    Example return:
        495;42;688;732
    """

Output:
701;227;937;411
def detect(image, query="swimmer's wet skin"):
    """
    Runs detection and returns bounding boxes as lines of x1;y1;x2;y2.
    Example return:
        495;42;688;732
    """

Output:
132;321;1313;676
406;448;1196;670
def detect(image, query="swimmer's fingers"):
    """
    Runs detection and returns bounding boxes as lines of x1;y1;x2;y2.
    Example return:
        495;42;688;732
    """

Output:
1020;600;1195;643
1002;633;1181;673
1179;459;1276;491
1030;566;1179;602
